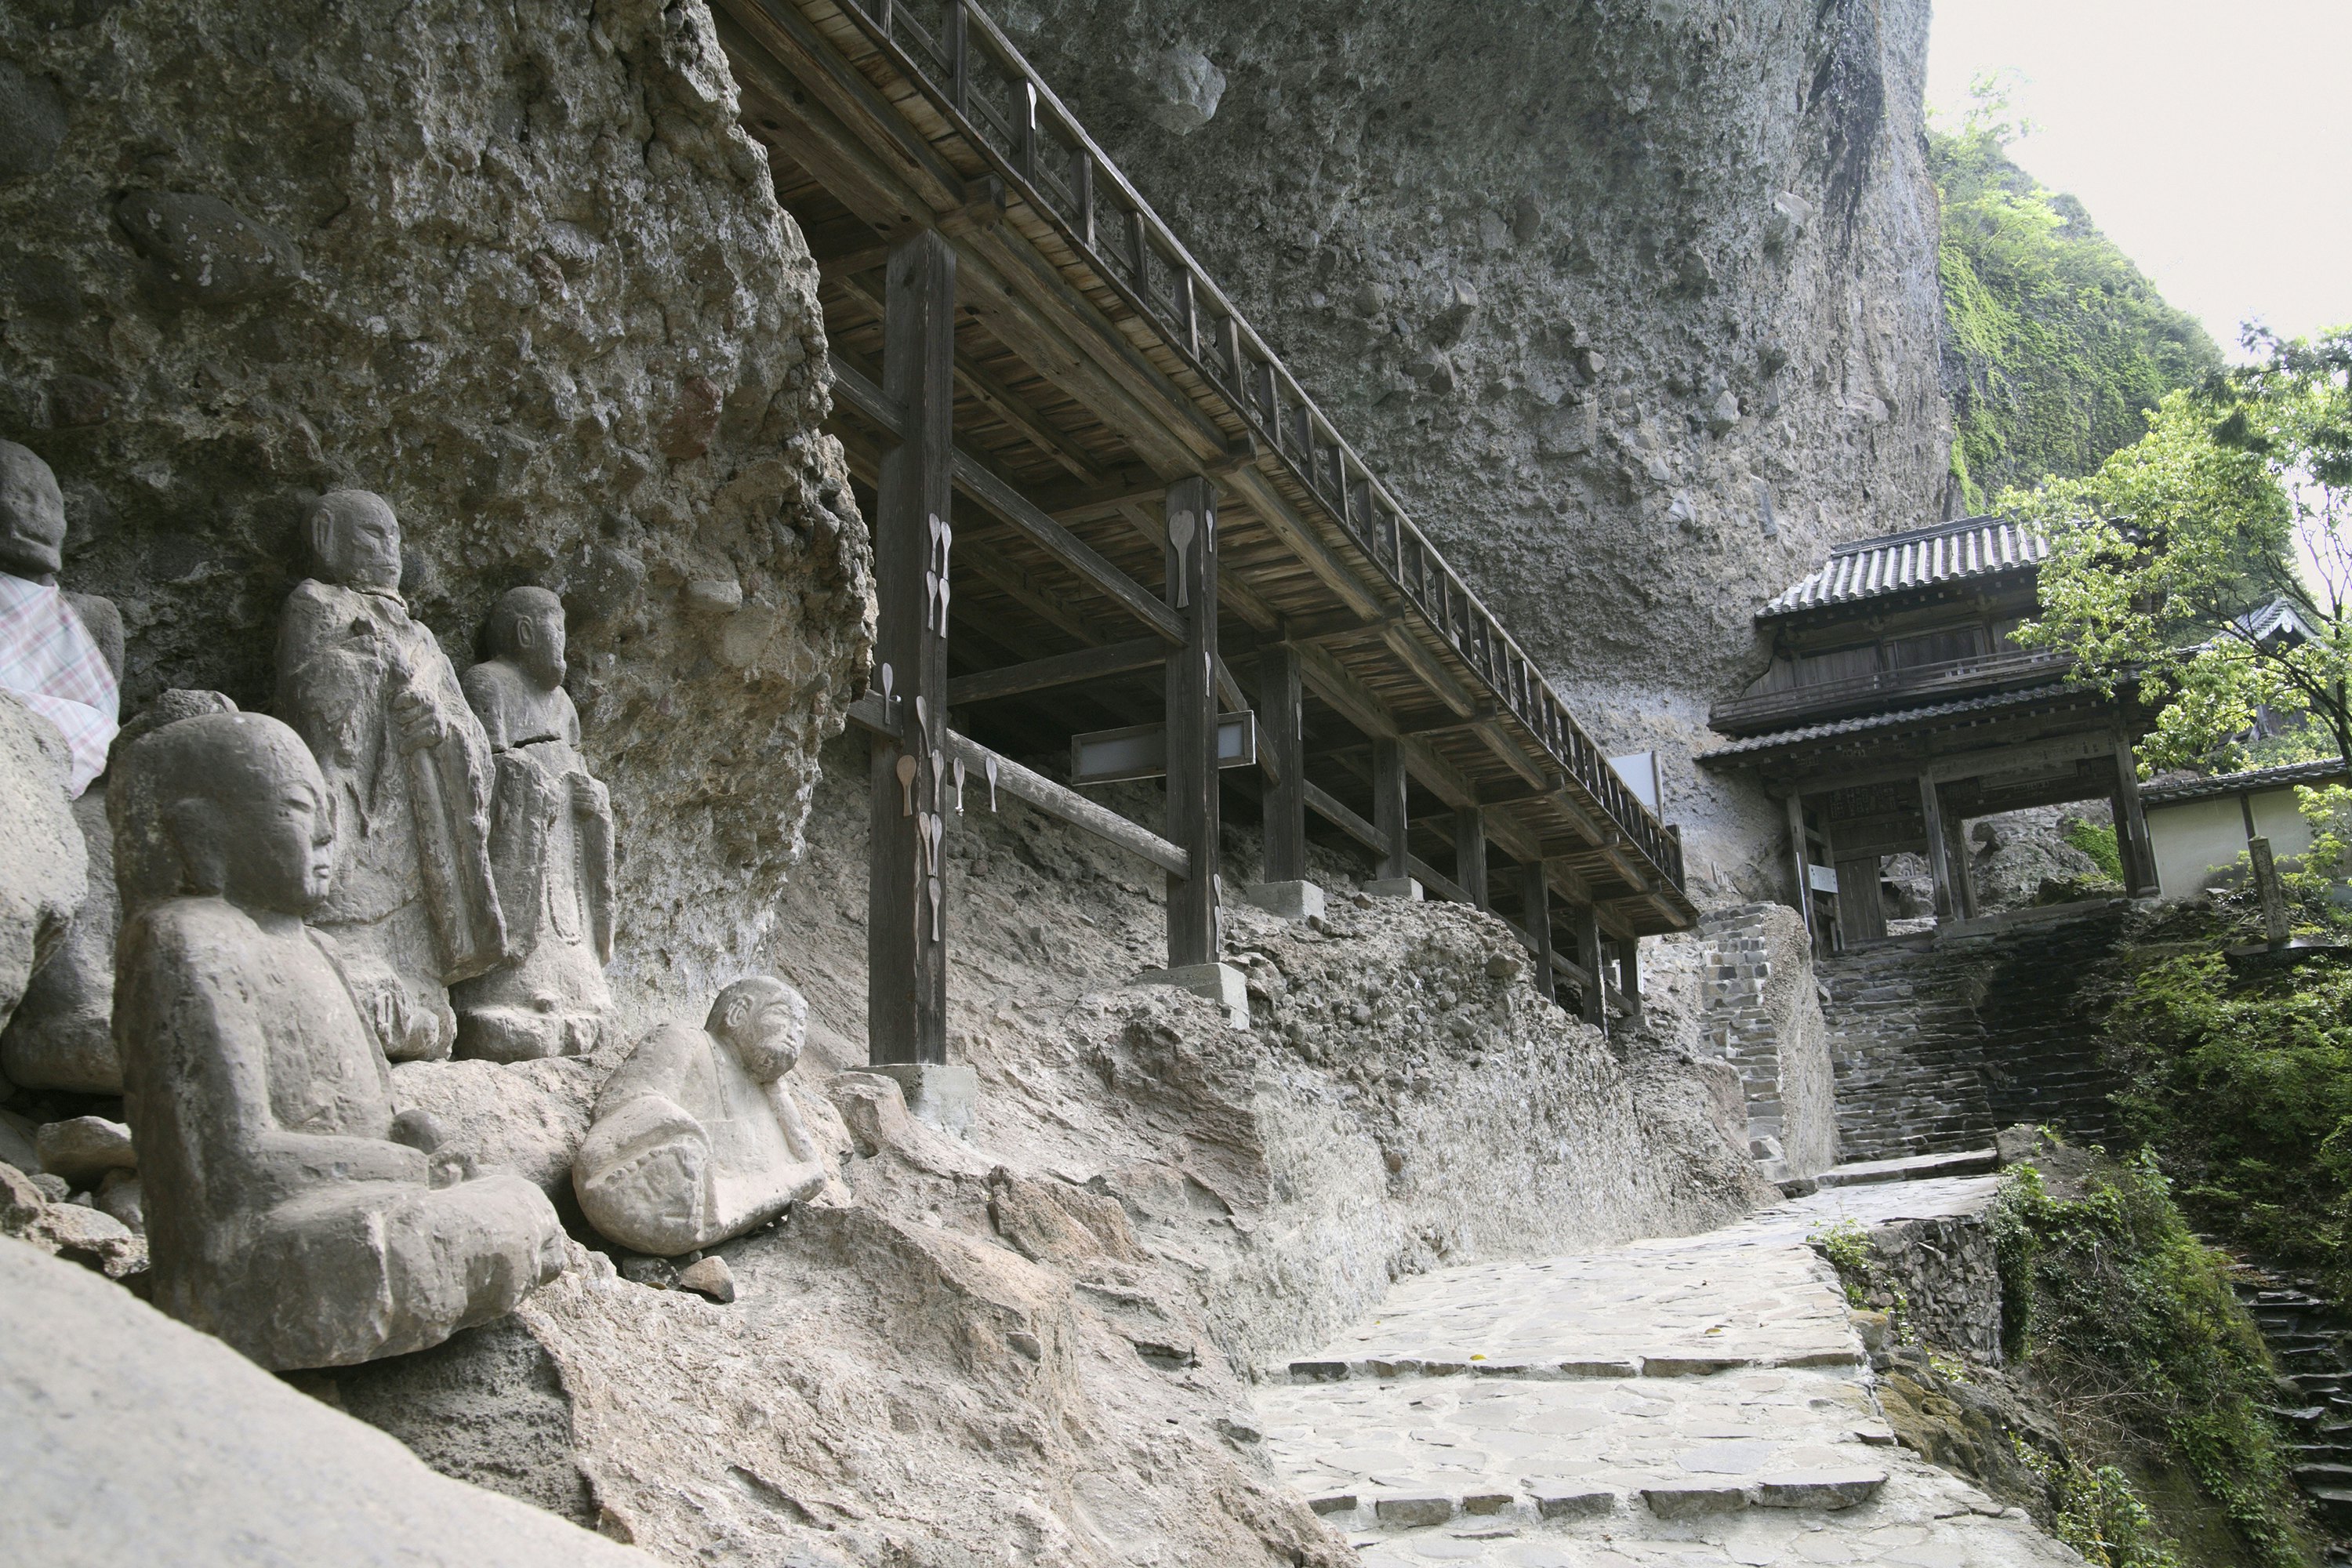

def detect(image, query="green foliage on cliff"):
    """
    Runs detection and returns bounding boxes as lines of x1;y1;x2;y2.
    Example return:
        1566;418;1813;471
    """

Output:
1933;89;2223;508
1991;1156;2310;1567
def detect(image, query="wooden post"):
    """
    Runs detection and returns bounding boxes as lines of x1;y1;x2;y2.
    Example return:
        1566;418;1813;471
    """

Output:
1619;936;1642;1022
1918;774;1955;923
1372;735;1410;882
2112;735;2155;896
867;229;955;1067
1164;474;1220;967
1520;862;1554;1000
1785;792;1816;946
1258;645;1306;884
1573;902;1606;1029
1943;806;1979;920
1454;804;1489;909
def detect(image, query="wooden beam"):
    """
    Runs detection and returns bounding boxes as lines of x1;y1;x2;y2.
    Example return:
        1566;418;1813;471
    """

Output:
946;637;1165;706
954;535;1119;648
951;447;1185;644
945;731;1186;877
1408;855;1472;906
1164;474;1220;967
868;228;955;1069
2111;732;2156;896
1917;775;1956;923
1380;620;1479;720
1259;645;1308;883
1304;780;1385;857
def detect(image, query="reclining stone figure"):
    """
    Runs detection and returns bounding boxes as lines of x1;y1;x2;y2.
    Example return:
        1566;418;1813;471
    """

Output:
575;977;829;1257
451;587;615;1062
110;710;564;1370
275;489;506;1062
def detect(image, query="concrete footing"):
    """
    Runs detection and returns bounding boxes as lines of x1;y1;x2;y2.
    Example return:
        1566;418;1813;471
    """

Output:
1243;880;1325;923
869;1063;978;1135
1363;877;1424;902
1129;961;1250;1029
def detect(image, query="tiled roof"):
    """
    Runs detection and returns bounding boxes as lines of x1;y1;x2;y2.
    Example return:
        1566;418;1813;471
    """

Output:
1762;516;2045;618
1697;679;2092;761
2142;756;2351;806
2231;596;2321;645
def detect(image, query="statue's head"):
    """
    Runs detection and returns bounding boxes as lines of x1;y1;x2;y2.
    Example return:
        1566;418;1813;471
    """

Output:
306;489;402;593
483;586;566;690
111;712;335;916
706;975;808;1083
0;439;66;583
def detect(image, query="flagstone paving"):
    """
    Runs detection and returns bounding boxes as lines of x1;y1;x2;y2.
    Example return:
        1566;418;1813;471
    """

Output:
1258;1174;2085;1566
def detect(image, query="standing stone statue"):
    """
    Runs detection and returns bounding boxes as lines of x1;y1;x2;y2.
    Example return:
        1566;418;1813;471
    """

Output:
109;710;564;1370
574;977;829;1257
450;588;615;1062
0;440;126;1093
276;490;505;1062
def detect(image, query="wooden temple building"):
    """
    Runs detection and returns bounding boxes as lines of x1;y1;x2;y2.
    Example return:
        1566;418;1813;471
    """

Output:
710;0;1694;1069
1700;517;2156;952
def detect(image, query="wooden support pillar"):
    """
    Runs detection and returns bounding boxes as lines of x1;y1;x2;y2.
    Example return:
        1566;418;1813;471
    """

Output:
1573;902;1606;1029
1372;735;1410;882
1454;804;1489;909
1258;644;1306;884
1785;792;1817;946
1163;474;1221;967
2111;735;2156;896
1619;936;1642;1022
867;229;955;1067
1918;774;1956;923
1519;861;1554;1000
1943;805;1980;920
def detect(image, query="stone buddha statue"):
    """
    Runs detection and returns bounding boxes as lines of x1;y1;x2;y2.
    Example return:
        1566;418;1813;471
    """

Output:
275;490;506;1062
450;588;615;1062
109;710;564;1370
574;977;829;1258
0;439;126;1093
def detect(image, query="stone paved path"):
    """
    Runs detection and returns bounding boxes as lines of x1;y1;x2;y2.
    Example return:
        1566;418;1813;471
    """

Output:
1259;1175;2084;1566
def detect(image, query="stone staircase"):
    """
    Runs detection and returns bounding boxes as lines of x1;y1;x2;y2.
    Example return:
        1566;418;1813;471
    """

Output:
2236;1266;2352;1557
1819;905;2132;1163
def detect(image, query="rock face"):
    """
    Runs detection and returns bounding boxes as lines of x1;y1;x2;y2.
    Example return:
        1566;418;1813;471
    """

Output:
1693;902;1840;1181
0;690;83;1036
989;0;1949;895
0;0;872;1043
0;1236;657;1567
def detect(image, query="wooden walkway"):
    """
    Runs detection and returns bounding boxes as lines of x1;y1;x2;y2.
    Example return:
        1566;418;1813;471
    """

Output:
713;0;1693;1061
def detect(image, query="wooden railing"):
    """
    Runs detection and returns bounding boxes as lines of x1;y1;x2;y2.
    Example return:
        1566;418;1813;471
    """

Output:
823;0;1685;895
1708;648;2074;736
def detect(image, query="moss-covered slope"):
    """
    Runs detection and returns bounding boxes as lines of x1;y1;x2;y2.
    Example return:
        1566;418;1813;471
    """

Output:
1934;129;2223;507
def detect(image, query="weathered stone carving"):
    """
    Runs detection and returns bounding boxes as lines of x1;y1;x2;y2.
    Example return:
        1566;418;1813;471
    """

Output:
451;588;615;1062
575;977;828;1256
111;710;562;1370
0;688;82;1046
276;490;506;1062
0;441;129;1092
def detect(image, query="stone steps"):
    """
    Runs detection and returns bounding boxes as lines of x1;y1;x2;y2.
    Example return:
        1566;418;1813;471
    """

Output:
2236;1261;2352;1550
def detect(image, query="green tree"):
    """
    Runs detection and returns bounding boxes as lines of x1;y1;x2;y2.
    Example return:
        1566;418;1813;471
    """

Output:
2008;329;2352;769
1933;76;2223;508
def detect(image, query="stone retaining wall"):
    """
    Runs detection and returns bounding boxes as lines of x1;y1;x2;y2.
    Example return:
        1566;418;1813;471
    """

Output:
1697;903;1839;1179
1819;905;2130;1162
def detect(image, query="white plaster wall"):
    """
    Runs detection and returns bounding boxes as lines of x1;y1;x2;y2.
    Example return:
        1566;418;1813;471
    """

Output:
2148;787;2315;898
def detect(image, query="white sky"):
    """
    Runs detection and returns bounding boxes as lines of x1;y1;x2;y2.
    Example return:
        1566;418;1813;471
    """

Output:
1925;0;2352;360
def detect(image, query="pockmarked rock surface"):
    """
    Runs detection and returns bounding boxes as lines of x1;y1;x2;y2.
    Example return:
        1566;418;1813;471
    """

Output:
0;0;873;1045
1260;1174;2082;1566
0;1236;659;1568
999;0;1951;896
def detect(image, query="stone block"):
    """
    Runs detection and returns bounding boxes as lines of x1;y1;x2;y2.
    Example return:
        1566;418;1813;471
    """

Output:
1362;877;1423;901
1242;879;1324;923
1128;961;1249;1029
1534;1487;1616;1519
868;1062;978;1135
1373;1495;1454;1527
1641;1484;1746;1519
1754;1470;1886;1509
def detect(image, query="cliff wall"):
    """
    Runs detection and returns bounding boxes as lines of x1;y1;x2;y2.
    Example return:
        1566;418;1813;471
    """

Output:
994;0;1952;895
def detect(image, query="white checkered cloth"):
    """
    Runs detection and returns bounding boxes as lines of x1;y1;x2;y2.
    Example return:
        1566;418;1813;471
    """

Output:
0;573;119;797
